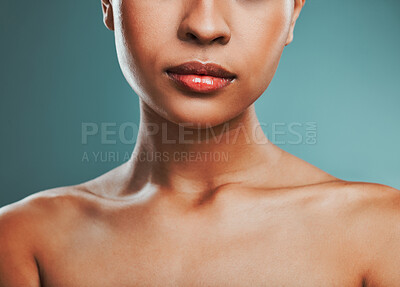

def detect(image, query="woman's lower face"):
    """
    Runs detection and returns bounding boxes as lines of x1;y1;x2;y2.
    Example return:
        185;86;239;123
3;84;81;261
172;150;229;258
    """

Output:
110;0;296;127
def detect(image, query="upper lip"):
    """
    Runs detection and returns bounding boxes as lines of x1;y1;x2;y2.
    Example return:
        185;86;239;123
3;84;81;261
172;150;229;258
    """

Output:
166;61;237;79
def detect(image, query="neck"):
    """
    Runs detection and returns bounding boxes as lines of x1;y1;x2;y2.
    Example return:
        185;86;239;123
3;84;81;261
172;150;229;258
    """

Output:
122;100;283;203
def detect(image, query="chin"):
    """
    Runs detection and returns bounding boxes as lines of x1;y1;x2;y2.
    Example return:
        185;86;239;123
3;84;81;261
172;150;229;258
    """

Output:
155;96;245;129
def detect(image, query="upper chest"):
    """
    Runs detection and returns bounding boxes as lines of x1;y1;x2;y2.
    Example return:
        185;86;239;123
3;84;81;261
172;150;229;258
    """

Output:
37;209;363;287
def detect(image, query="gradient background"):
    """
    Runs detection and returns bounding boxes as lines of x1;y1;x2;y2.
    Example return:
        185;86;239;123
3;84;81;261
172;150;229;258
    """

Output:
1;0;399;207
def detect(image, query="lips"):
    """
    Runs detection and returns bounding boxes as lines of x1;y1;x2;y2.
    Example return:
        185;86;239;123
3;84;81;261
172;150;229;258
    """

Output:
165;61;236;94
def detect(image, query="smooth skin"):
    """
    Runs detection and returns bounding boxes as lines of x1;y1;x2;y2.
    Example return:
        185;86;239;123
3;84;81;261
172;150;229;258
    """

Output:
1;0;399;286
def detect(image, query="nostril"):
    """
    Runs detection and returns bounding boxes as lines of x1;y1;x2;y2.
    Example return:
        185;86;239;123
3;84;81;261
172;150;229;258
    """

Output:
186;33;197;40
212;36;224;43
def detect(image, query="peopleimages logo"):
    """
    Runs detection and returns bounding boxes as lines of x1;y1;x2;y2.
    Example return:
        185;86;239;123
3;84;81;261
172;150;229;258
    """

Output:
81;121;318;145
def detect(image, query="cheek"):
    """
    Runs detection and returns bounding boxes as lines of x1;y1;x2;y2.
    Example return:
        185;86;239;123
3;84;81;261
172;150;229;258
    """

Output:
114;1;172;93
235;2;292;96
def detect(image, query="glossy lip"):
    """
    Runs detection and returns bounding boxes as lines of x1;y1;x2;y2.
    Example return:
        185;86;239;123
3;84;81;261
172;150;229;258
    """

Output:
165;61;237;78
164;61;237;94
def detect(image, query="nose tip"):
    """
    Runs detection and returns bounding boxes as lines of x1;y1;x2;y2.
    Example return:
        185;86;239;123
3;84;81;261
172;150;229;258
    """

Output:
177;2;231;45
183;28;231;46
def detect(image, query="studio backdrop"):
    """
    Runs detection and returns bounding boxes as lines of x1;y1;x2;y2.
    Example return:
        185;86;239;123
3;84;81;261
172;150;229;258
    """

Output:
0;0;399;206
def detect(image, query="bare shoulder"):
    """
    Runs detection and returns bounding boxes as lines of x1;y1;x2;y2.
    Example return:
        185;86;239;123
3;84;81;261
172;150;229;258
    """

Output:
1;187;105;244
0;184;104;237
326;180;400;222
0;185;95;286
273;180;400;287
299;180;400;228
1;185;96;222
317;180;400;287
0;185;97;240
349;182;400;287
341;180;400;202
323;180;400;211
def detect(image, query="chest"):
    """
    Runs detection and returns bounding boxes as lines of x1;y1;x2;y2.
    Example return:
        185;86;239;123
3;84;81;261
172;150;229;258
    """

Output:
38;226;362;287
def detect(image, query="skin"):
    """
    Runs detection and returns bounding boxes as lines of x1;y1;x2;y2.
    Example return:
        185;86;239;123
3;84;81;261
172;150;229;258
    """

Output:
0;0;399;286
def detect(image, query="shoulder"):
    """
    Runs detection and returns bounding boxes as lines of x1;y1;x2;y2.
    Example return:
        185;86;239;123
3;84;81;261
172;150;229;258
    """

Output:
319;181;400;286
281;180;400;286
0;184;104;255
0;185;92;242
330;180;399;208
351;182;400;286
0;184;101;234
293;179;400;211
0;185;93;286
301;180;400;231
327;180;400;221
1;185;93;221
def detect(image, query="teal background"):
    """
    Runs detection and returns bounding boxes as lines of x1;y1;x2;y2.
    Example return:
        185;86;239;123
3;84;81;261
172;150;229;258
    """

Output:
1;0;399;207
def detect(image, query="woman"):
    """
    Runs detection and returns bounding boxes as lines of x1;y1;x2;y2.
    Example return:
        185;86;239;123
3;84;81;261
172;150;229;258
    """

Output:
1;0;399;286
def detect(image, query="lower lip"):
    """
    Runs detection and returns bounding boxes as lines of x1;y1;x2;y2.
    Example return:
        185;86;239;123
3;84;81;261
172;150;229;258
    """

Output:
166;72;235;93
